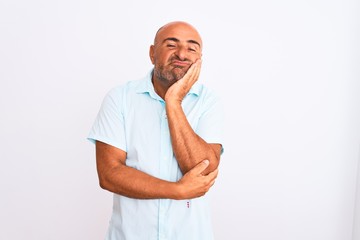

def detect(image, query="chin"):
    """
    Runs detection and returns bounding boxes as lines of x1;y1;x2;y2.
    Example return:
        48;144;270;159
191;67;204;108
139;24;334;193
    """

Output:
172;68;186;80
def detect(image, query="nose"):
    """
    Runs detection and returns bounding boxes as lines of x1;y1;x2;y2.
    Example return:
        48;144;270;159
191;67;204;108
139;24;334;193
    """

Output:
175;46;187;61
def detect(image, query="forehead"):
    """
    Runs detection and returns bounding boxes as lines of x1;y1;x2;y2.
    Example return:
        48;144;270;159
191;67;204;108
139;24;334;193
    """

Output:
155;23;202;47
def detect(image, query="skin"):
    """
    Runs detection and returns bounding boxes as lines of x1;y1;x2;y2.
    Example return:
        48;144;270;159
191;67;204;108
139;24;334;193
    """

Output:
150;21;222;175
96;21;221;200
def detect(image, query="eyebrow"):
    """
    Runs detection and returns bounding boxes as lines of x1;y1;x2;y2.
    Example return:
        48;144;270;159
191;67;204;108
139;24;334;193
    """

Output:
163;37;201;48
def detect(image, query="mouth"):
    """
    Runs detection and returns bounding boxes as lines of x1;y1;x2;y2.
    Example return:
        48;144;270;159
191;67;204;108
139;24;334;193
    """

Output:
171;60;191;68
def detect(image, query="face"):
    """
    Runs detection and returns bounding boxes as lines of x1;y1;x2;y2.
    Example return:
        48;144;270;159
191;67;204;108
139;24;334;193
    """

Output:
150;22;202;85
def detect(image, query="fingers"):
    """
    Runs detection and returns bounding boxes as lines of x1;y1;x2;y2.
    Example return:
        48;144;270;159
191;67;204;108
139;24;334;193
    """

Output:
203;167;218;194
178;161;218;199
189;59;202;84
182;59;202;86
189;159;210;176
207;168;219;179
165;59;201;102
204;167;218;187
191;160;219;183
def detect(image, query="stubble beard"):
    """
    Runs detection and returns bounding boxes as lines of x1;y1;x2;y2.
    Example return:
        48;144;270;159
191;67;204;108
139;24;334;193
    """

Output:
153;65;187;86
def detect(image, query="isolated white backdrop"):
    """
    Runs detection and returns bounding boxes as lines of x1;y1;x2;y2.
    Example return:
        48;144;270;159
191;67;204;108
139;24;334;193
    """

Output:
1;0;359;240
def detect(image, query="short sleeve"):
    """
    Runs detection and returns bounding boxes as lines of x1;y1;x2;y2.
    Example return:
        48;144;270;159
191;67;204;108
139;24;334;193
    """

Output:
196;90;224;153
87;87;127;152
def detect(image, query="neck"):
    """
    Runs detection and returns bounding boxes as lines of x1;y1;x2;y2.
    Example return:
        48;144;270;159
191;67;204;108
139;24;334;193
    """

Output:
152;76;170;100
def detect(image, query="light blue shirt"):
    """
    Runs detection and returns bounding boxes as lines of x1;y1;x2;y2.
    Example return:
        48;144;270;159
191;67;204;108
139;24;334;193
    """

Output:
88;70;223;240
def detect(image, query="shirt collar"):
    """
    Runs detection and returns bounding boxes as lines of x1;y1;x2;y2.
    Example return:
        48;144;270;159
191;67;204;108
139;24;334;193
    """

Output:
136;69;201;99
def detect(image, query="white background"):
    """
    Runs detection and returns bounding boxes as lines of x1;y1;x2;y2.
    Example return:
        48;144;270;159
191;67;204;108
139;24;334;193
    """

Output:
1;0;359;239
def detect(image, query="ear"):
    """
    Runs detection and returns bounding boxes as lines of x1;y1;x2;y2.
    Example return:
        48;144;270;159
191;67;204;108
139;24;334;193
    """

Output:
149;45;155;64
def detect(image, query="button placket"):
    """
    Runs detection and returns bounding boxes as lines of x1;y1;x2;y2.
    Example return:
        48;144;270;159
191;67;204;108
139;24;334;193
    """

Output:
158;105;169;239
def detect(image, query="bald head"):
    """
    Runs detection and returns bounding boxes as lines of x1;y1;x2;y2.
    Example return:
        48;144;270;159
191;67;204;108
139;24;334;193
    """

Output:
153;21;202;49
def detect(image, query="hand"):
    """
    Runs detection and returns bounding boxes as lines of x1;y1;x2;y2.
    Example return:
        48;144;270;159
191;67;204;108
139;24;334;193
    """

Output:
165;59;202;103
175;160;218;200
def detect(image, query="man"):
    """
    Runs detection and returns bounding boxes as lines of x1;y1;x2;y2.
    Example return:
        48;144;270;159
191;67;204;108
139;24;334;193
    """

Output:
88;21;224;240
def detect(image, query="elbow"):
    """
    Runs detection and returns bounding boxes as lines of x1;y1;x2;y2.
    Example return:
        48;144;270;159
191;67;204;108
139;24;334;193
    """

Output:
207;157;220;173
97;174;111;191
98;178;107;190
203;145;221;174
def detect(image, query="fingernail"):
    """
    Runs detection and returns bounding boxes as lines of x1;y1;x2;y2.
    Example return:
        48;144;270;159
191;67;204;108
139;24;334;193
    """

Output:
203;160;209;165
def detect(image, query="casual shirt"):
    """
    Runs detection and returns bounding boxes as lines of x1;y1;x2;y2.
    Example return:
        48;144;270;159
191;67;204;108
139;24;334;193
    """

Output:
88;70;223;240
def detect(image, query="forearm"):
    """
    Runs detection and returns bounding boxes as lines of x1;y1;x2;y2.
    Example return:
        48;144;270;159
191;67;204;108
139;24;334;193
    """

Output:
98;158;217;200
98;163;182;199
96;140;217;200
95;141;179;199
166;101;219;174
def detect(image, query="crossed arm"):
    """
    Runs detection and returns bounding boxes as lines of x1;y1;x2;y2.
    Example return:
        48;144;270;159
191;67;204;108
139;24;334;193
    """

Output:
96;60;221;200
96;141;217;200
